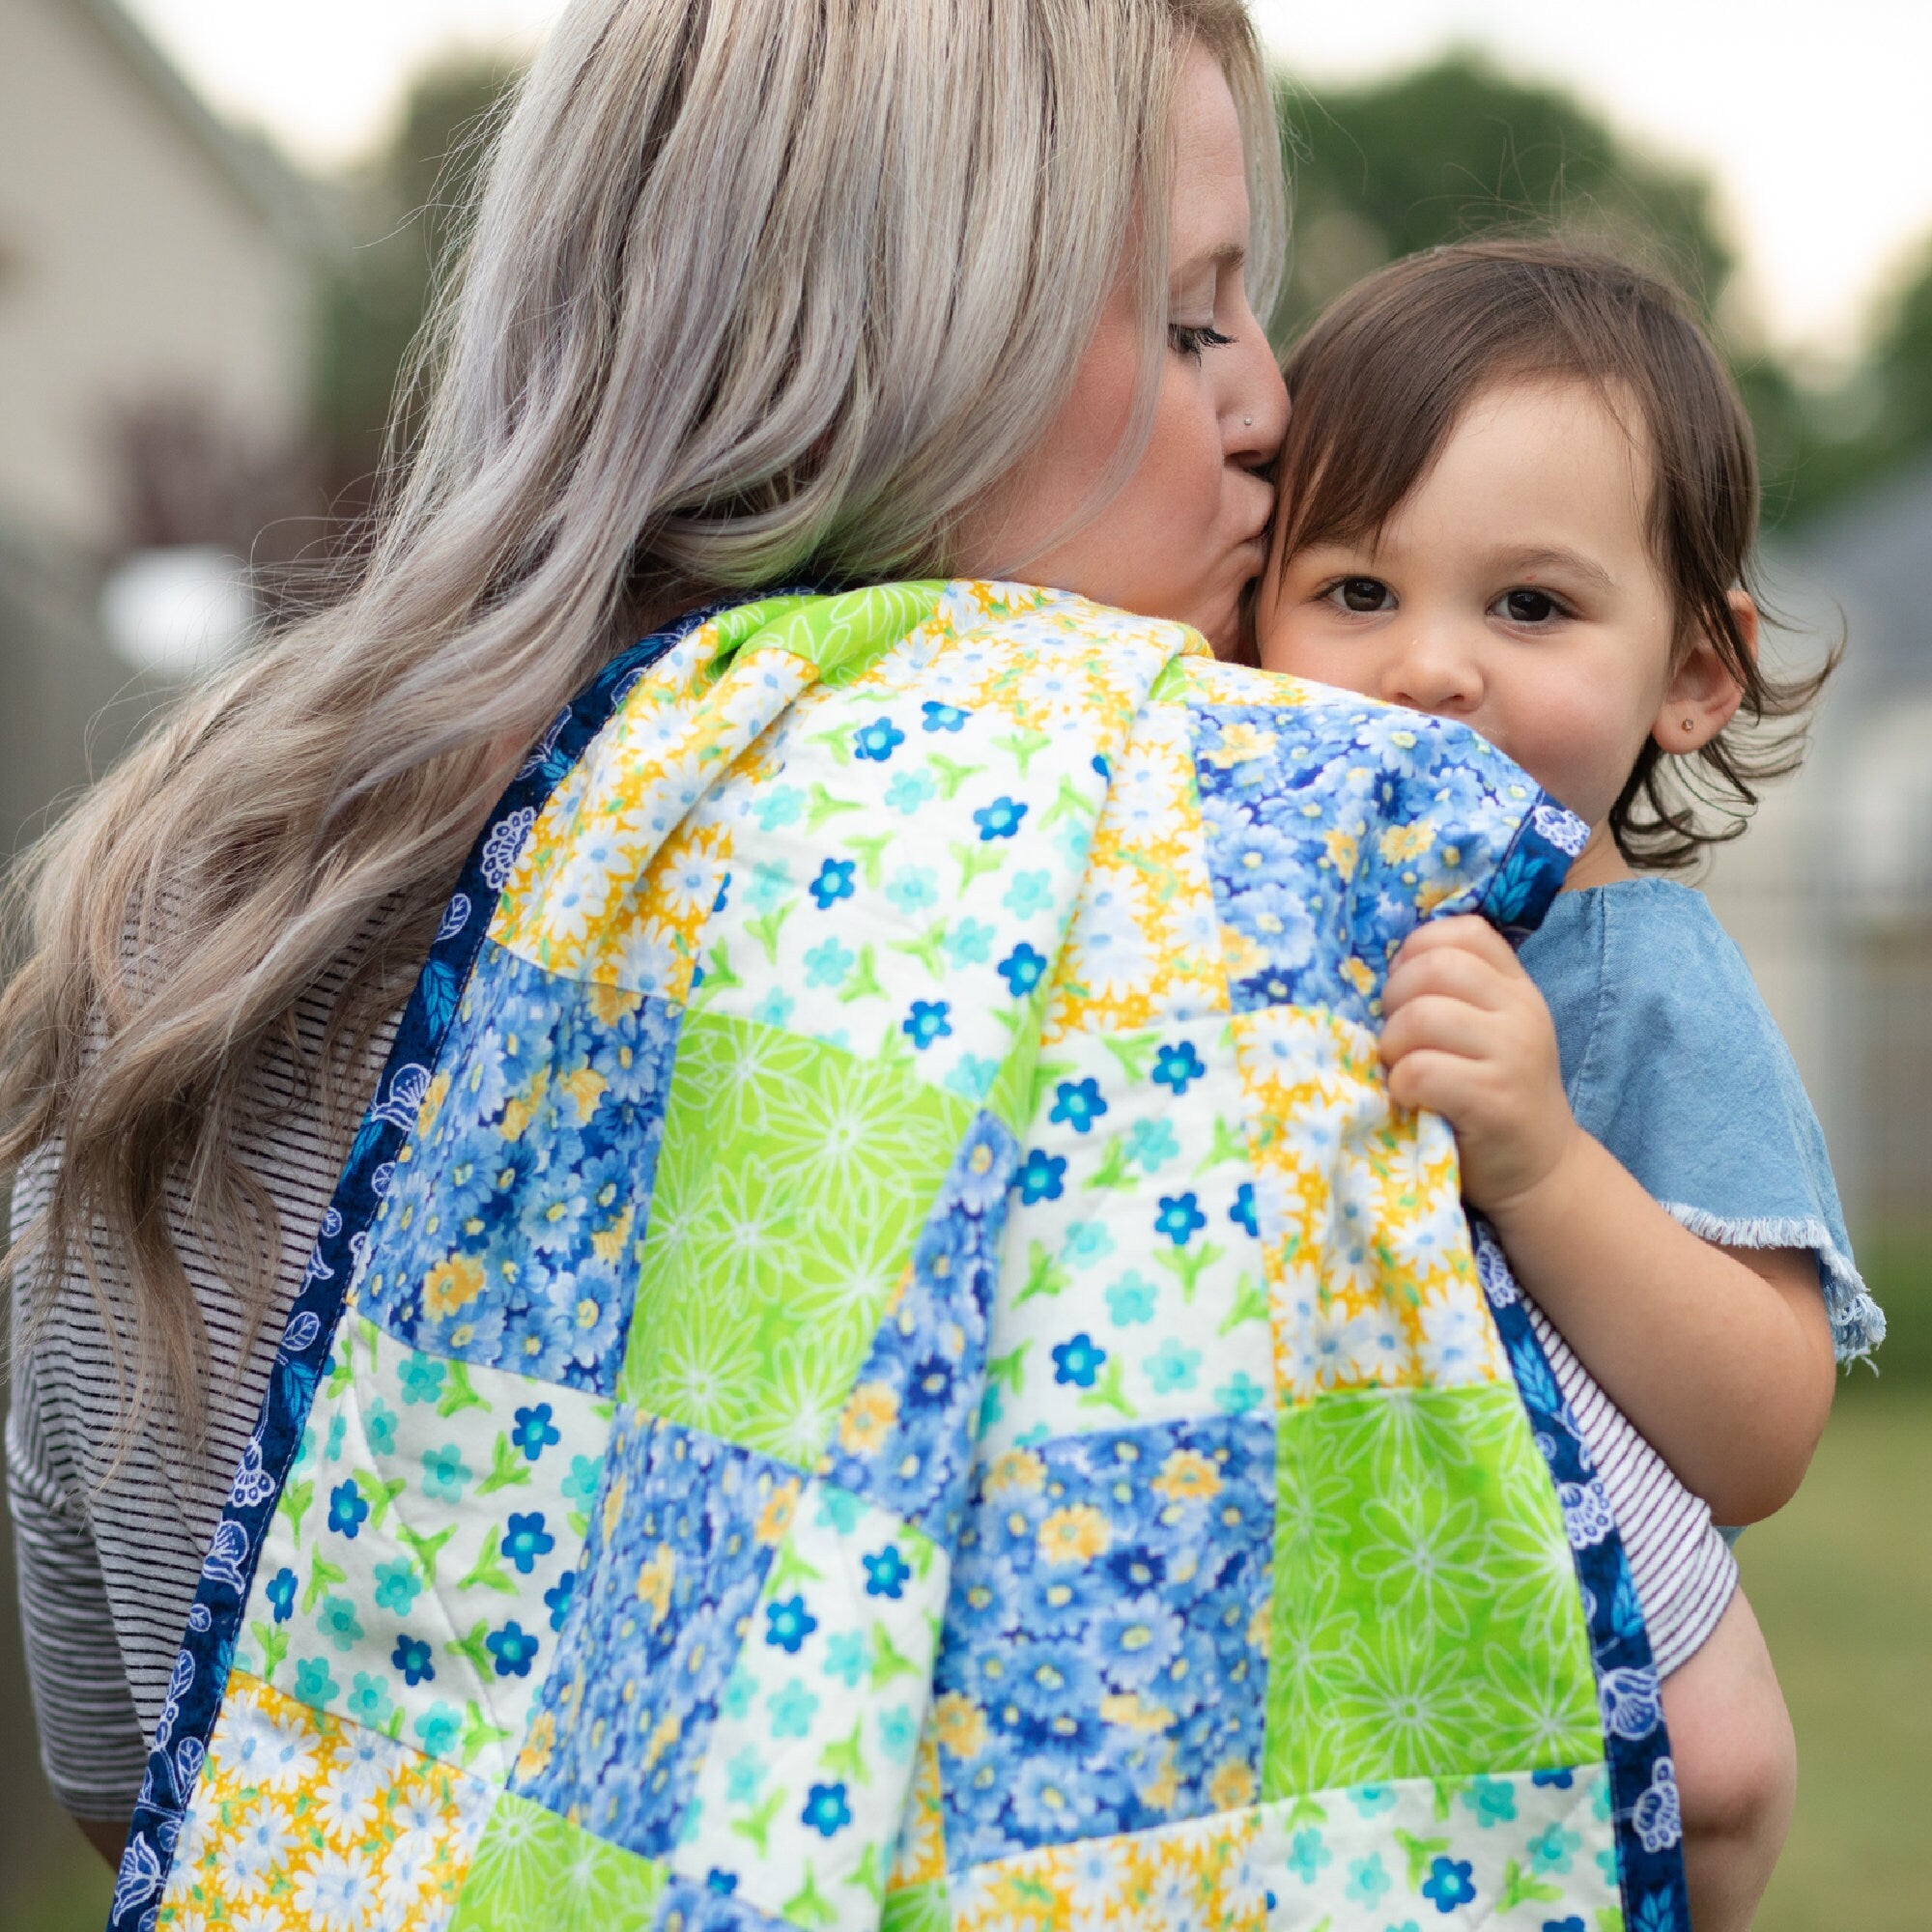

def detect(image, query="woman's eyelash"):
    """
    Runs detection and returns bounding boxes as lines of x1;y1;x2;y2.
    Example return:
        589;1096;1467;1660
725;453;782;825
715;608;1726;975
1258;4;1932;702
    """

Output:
1167;322;1234;359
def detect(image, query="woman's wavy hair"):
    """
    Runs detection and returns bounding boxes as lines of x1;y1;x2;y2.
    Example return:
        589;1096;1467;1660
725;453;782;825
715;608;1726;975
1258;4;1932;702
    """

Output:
1264;236;1836;868
0;0;1284;1442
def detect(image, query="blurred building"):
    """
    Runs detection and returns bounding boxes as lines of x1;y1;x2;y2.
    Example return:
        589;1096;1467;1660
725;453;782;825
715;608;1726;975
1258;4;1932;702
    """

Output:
1706;465;1932;1236
0;0;319;855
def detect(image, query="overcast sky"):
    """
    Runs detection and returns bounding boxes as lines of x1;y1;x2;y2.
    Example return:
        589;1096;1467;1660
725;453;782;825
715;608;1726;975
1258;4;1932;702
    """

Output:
124;0;1932;359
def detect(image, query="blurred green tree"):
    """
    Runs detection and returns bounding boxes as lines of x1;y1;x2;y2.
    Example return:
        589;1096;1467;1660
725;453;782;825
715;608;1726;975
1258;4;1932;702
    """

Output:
312;55;523;514
1273;50;1816;525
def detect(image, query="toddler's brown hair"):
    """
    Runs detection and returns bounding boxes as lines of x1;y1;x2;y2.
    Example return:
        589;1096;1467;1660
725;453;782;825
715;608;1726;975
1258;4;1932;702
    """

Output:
1261;236;1834;869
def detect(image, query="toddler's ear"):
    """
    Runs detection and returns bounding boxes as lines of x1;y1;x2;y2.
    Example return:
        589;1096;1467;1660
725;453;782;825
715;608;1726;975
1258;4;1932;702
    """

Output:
1650;589;1753;753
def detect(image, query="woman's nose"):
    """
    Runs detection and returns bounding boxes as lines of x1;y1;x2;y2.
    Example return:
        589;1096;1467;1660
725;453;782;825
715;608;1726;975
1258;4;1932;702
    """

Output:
1227;325;1288;466
1382;627;1483;715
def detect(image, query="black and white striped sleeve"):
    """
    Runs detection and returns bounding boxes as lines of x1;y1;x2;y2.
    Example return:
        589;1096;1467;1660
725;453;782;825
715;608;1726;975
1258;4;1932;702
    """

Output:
1529;1297;1739;1678
6;1345;148;1821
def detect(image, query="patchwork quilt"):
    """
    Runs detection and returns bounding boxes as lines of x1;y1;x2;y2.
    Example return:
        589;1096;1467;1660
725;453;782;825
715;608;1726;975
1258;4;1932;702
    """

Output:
114;582;1687;1932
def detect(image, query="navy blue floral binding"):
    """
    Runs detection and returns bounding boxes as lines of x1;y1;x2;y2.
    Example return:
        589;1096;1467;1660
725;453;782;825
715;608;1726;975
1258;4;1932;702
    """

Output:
1476;1220;1693;1932
107;603;732;1932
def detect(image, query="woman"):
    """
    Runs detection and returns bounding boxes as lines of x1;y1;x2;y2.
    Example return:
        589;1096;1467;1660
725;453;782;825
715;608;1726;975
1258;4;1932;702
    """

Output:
4;4;1710;1925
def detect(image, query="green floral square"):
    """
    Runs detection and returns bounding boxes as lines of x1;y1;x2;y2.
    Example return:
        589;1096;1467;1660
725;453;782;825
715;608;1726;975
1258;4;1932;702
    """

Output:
1264;1383;1603;1796
620;1012;972;1464
450;1792;667;1931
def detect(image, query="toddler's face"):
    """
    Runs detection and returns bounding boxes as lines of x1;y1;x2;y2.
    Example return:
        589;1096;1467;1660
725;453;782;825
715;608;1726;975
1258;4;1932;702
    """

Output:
1255;376;1686;838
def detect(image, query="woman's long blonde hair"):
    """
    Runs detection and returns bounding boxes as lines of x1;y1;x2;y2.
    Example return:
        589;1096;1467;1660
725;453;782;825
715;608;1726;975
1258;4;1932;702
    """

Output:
1;0;1283;1440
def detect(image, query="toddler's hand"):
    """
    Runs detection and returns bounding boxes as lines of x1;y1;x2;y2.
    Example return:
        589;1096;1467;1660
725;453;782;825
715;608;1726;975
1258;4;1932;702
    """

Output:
1378;915;1578;1219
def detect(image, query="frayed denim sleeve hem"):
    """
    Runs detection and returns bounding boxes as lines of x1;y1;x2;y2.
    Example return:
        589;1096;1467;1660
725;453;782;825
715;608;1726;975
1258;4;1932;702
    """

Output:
1659;1201;1886;1366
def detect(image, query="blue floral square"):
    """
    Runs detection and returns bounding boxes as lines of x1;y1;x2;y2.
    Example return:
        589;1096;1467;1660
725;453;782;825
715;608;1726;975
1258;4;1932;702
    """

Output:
815;1114;1017;1543
1188;699;1554;1028
512;1410;795;1859
931;1414;1273;1865
359;945;682;1392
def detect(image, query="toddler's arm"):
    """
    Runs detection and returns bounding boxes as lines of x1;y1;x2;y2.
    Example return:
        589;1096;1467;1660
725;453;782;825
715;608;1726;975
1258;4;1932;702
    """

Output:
1379;915;1835;1524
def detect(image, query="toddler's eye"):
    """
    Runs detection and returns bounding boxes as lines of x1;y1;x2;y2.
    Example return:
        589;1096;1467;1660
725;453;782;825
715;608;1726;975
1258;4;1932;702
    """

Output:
1326;577;1392;614
1496;587;1563;624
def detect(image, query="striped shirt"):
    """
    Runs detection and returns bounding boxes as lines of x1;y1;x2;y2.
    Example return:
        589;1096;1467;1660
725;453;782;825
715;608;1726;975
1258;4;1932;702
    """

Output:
5;954;1736;1822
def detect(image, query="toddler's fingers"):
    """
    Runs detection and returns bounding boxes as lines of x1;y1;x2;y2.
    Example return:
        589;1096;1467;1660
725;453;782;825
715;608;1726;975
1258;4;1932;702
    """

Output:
1379;994;1496;1069
1393;915;1517;971
1384;1045;1476;1118
1385;942;1510;1016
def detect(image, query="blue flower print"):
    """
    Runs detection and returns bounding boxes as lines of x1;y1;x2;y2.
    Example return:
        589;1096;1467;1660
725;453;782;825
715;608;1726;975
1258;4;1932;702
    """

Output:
1531;1768;1576;1789
502;1512;556;1576
1154;1192;1207;1245
863;1544;912;1600
1422;1857;1477;1913
885;768;937;815
327;1479;369;1540
413;1701;461;1757
997;943;1048;997
802;1782;852;1837
543;1570;577;1632
265;1567;298;1624
512;1403;561;1462
324;1412;348;1463
1048;1078;1108;1134
486;1621;540;1678
744;861;790;914
1051;1333;1107;1389
1463;1775;1518;1828
391;1634;436;1687
810;858;856;910
373;1558;423;1616
350;1673;394;1727
1105;1272;1157;1326
1151;1039;1206;1095
1542;1920;1587;1932
1003;869;1052;918
362;1397;399;1458
823;1631;867;1687
561;1454;602;1512
877;1704;918;1760
294;1658;339;1705
1124;1118;1179;1173
804;936;856;988
724;1750;765;1807
766;1595;818;1655
1345;1853;1391;1907
853;718;904;762
421;1443;471;1503
1061;1220;1114;1268
752;784;804;832
707;1871;741;1896
397;1350;446;1407
921;700;967;733
319;1596;363;1652
1230;1181;1258;1238
768;1678;819;1740
1214;1370;1267;1415
745;992;799;1041
1286;1828;1333;1884
1527;1822;1580;1874
903;1001;952;1050
1145;1339;1201;1394
1017;1150;1066;1204
973;796;1028;841
885;866;940;916
945;917;996;966
1349;1783;1399;1816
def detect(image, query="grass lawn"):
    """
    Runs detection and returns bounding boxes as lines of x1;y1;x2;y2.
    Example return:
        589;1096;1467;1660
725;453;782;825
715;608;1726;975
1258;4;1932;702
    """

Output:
1740;1384;1932;1930
6;1395;1923;1932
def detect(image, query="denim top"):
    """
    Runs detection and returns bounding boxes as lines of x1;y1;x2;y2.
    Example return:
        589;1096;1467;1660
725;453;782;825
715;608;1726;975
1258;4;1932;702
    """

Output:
1519;878;1882;1363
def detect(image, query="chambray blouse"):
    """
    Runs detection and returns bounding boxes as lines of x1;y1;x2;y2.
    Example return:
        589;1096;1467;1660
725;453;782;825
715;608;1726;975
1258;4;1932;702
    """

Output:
1520;879;1884;1365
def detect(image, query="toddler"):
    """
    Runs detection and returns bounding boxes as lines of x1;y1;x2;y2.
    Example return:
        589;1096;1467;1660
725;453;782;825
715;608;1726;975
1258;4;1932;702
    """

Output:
1251;239;1884;1930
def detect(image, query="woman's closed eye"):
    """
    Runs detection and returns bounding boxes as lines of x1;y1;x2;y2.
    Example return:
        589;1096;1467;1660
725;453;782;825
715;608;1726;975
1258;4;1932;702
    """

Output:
1491;586;1572;626
1167;321;1234;360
